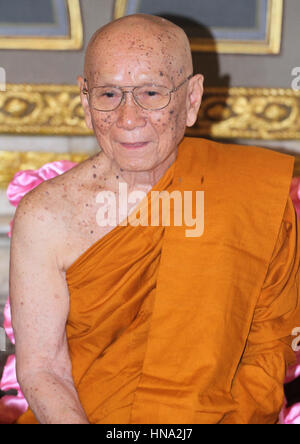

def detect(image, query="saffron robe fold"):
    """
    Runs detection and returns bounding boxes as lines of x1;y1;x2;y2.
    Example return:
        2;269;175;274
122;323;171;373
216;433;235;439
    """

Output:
18;137;300;424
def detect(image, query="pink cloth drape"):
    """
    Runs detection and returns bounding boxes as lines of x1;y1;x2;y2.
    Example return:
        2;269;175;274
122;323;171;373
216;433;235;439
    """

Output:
279;351;300;424
6;160;77;237
0;161;76;424
277;175;300;424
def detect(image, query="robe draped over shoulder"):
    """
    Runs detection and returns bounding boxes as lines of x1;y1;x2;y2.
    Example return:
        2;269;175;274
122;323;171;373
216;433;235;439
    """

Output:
17;138;300;424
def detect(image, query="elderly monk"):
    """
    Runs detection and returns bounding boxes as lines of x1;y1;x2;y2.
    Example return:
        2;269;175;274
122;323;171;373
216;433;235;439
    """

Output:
10;14;300;424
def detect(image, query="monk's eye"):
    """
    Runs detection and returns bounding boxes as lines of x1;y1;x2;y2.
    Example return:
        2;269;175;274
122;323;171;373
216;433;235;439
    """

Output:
94;88;122;99
98;90;118;99
103;92;116;98
146;90;159;97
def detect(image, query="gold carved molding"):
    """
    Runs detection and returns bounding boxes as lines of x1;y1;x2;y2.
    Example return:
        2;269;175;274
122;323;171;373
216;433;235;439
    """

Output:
0;84;86;135
190;87;300;140
0;84;300;140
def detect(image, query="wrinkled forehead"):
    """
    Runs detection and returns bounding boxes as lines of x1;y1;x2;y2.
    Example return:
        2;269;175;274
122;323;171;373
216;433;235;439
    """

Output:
85;23;192;84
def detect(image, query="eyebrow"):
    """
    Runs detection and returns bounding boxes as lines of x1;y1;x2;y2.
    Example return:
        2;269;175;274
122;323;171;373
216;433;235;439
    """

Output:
86;79;173;89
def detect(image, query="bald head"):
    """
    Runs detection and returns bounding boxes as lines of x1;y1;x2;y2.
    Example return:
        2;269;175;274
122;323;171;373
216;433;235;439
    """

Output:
79;14;204;177
84;14;193;84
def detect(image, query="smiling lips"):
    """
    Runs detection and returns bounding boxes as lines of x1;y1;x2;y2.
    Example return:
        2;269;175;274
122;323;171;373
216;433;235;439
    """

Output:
120;142;149;150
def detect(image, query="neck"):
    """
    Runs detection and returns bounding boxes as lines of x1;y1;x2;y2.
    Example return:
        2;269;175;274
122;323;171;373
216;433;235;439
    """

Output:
107;149;177;193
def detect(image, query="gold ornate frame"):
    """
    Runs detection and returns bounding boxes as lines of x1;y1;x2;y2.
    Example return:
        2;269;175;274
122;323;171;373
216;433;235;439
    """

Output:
0;84;300;139
192;87;300;140
0;0;83;51
114;0;283;54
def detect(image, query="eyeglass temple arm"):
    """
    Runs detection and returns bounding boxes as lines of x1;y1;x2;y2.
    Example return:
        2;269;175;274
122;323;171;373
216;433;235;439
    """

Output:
172;74;193;93
82;78;88;95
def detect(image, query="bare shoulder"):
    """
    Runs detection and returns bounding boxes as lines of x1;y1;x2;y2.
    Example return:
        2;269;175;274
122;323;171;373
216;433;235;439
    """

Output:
11;180;67;280
12;151;114;271
11;159;87;249
13;152;107;230
13;171;70;241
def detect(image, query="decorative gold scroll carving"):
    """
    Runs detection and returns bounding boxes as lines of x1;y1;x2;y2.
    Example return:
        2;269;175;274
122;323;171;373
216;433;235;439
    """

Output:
190;87;300;140
0;84;86;135
0;84;300;139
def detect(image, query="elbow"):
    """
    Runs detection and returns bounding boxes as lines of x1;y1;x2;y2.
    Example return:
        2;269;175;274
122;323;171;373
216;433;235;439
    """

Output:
15;358;49;395
15;360;37;395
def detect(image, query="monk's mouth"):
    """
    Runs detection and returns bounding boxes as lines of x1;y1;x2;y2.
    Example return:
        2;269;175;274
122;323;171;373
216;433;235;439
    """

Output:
120;142;149;150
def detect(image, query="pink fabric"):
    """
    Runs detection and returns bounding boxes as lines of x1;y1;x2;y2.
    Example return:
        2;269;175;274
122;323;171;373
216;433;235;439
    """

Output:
278;177;300;424
4;298;15;346
0;356;27;424
7;160;77;238
279;352;300;424
0;160;77;424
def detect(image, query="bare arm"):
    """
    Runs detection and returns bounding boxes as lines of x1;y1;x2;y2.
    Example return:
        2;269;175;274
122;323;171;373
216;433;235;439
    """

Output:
10;190;89;424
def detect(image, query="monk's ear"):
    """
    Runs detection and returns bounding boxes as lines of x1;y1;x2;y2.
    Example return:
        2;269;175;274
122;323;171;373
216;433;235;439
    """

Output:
77;75;93;131
186;74;204;128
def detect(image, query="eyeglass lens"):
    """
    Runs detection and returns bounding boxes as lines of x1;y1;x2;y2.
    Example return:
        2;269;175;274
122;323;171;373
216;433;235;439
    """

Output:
90;85;171;111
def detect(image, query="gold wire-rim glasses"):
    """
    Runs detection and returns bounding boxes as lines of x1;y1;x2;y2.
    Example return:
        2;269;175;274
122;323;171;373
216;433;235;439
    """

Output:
82;75;193;112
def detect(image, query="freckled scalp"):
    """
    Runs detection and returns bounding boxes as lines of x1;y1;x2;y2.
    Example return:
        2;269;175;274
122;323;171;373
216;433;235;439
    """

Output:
84;14;193;81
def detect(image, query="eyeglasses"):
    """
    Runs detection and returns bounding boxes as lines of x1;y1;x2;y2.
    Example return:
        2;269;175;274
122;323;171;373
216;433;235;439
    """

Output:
82;75;193;112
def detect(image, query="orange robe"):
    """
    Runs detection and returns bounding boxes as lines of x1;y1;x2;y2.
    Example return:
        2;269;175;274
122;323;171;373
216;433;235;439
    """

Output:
18;137;300;424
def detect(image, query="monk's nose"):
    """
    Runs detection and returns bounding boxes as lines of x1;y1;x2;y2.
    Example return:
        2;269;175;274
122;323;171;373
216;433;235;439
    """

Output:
116;92;147;130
